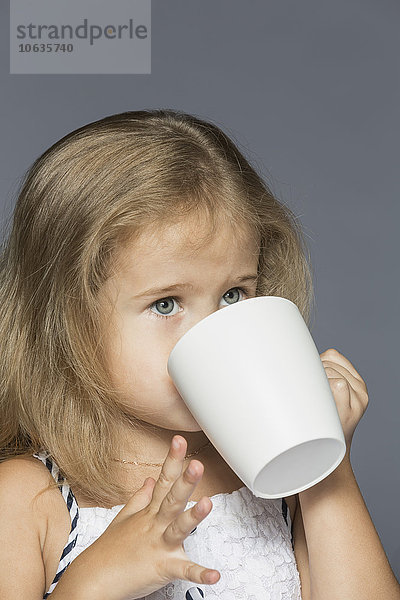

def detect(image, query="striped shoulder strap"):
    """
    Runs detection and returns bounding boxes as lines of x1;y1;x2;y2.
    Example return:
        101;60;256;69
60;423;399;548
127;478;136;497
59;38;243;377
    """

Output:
33;452;80;598
281;497;288;526
281;497;294;551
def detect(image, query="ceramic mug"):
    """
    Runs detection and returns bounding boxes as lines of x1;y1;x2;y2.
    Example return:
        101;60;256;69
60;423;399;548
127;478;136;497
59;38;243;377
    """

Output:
167;296;346;498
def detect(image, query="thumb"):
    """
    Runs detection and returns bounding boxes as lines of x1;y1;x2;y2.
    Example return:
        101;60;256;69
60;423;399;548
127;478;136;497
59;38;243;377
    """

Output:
125;477;156;514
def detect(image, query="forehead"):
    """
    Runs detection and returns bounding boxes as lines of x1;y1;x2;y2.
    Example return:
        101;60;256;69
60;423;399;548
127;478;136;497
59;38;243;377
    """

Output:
116;214;260;272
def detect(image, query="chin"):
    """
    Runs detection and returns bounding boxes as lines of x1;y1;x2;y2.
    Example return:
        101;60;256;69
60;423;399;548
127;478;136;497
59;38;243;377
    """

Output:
170;392;204;431
182;407;204;431
182;421;203;432
161;410;203;432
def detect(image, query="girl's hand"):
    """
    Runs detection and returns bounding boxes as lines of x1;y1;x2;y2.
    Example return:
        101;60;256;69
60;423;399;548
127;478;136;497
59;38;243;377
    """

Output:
53;436;220;600
320;348;369;458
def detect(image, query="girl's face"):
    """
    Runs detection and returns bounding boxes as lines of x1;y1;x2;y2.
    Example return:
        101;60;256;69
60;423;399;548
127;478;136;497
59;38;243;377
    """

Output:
99;215;260;432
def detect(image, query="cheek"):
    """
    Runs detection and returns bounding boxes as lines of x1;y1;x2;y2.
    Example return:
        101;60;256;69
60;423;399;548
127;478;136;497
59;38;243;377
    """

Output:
106;325;170;388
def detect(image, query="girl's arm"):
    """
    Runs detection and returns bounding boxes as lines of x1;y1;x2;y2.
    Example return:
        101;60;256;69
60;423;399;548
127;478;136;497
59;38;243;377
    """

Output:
298;454;399;599
0;458;49;600
296;348;400;600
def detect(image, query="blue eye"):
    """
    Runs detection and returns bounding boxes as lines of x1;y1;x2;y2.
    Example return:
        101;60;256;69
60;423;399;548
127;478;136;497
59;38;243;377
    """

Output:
148;287;247;320
221;288;243;305
150;297;181;318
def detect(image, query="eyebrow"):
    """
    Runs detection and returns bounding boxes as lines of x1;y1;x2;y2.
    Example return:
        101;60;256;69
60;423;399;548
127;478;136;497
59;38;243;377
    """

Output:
133;274;259;299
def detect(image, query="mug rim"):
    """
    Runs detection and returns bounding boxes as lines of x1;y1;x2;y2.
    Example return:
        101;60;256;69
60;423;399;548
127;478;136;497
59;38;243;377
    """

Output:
167;295;298;371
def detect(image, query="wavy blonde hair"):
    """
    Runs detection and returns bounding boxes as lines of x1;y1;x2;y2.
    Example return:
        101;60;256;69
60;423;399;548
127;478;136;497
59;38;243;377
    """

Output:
0;109;314;505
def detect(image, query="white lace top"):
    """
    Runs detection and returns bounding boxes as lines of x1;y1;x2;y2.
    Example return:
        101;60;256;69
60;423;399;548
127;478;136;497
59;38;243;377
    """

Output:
33;452;302;600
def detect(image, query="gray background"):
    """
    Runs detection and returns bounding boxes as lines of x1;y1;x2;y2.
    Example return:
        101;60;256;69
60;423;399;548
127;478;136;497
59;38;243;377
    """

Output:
1;0;399;580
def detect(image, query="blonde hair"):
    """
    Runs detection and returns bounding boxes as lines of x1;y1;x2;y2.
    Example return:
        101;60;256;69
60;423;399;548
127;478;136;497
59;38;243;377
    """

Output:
0;109;314;505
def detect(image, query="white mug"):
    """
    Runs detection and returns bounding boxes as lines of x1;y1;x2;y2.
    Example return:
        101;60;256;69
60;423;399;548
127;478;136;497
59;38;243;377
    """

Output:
167;296;346;498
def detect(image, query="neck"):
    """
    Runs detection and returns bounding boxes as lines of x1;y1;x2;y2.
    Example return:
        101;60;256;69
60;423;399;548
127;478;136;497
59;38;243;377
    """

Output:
113;418;211;465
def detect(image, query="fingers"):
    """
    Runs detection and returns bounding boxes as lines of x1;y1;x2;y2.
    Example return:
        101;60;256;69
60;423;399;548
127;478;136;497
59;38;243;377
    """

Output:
320;348;365;384
156;459;204;526
118;477;157;518
321;356;367;396
322;360;369;406
168;556;221;586
149;435;186;512
322;362;359;389
162;494;212;546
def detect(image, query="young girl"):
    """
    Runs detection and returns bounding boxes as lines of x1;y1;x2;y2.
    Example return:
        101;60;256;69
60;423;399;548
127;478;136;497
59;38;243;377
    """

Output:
0;109;398;600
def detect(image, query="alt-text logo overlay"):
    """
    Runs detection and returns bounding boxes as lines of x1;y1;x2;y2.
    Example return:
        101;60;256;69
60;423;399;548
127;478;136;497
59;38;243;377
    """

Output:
10;0;151;74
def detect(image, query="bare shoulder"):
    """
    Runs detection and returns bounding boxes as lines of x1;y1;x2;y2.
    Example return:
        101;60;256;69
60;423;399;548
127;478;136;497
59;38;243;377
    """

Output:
0;454;54;512
0;456;71;599
1;453;50;479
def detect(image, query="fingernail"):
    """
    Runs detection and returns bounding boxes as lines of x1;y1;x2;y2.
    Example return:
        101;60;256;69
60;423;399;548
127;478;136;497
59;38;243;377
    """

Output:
187;463;197;476
172;437;180;450
195;500;204;514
